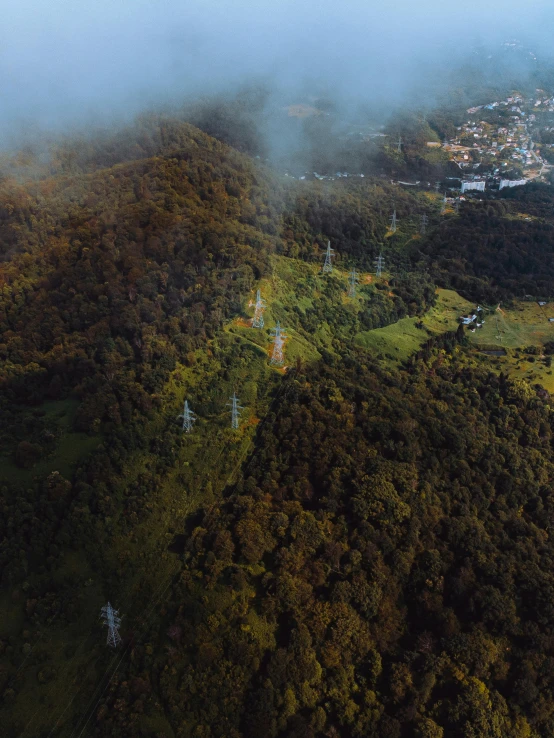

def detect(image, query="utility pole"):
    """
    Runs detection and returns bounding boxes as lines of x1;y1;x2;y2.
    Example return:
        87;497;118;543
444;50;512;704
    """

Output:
420;214;429;235
455;198;460;214
390;210;397;233
347;267;359;297
374;253;385;278
101;603;122;648
178;400;196;433
270;322;287;366
252;289;266;328
322;240;334;273
227;393;243;430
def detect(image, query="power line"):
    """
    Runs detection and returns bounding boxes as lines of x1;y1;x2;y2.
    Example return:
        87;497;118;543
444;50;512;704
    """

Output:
347;268;359;298
322;241;334;273
270;322;287;366
177;400;196;433
252;289;266;328
69;576;175;738
374;253;385;278
100;603;122;649
227;392;243;430
63;365;300;736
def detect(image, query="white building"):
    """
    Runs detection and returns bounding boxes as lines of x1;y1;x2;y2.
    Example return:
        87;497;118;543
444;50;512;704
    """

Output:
461;180;486;193
499;179;527;190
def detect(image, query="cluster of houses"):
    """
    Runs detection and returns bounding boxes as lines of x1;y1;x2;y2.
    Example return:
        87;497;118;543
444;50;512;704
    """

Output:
460;306;485;332
442;90;554;186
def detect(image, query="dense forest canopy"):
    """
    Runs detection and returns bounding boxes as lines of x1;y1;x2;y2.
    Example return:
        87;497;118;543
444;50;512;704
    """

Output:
2;112;554;738
142;347;554;738
413;186;554;302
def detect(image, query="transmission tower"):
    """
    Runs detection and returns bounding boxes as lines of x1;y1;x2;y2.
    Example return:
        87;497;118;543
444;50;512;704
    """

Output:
434;181;441;193
322;240;334;273
348;267;359;297
178;400;196;433
397;135;403;153
455;198;460;214
390;210;397;233
270;322;287;366
252;289;266;328
420;214;429;235
440;195;447;215
101;602;122;648
227;392;243;430
374;253;385;278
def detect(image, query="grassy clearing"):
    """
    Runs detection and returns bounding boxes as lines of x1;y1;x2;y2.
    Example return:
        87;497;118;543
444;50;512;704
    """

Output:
464;300;554;391
238;254;389;365
355;317;428;361
352;285;554;391
488;352;554;393
354;289;473;362
423;289;474;332
453;300;554;391
469;300;554;349
352;287;554;392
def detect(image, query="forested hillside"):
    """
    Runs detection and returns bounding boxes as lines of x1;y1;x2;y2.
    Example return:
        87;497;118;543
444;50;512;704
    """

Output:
0;117;429;737
2;116;554;738
107;345;554;738
413;187;554;302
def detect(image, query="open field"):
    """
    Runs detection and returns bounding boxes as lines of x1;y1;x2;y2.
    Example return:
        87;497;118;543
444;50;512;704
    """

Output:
469;300;554;348
354;289;473;361
464;300;554;391
231;254;403;366
474;349;554;393
354;287;554;392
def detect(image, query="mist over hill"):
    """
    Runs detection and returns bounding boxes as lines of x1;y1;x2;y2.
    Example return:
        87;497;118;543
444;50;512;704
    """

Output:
3;0;554;153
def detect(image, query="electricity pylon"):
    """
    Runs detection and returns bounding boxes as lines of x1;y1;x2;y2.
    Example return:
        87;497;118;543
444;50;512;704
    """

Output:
252;289;266;328
101;603;122;648
390;210;397;233
227;393;243;430
374;253;385;278
348;268;358;297
178;400;196;433
397;135;403;153
322;241;334;273
440;195;447;215
420;214;428;235
270;322;287;366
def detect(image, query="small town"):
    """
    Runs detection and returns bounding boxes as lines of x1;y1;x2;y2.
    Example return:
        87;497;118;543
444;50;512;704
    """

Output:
443;89;554;190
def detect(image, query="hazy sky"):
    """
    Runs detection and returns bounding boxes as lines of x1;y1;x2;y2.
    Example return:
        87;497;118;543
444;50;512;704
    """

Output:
2;0;554;143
